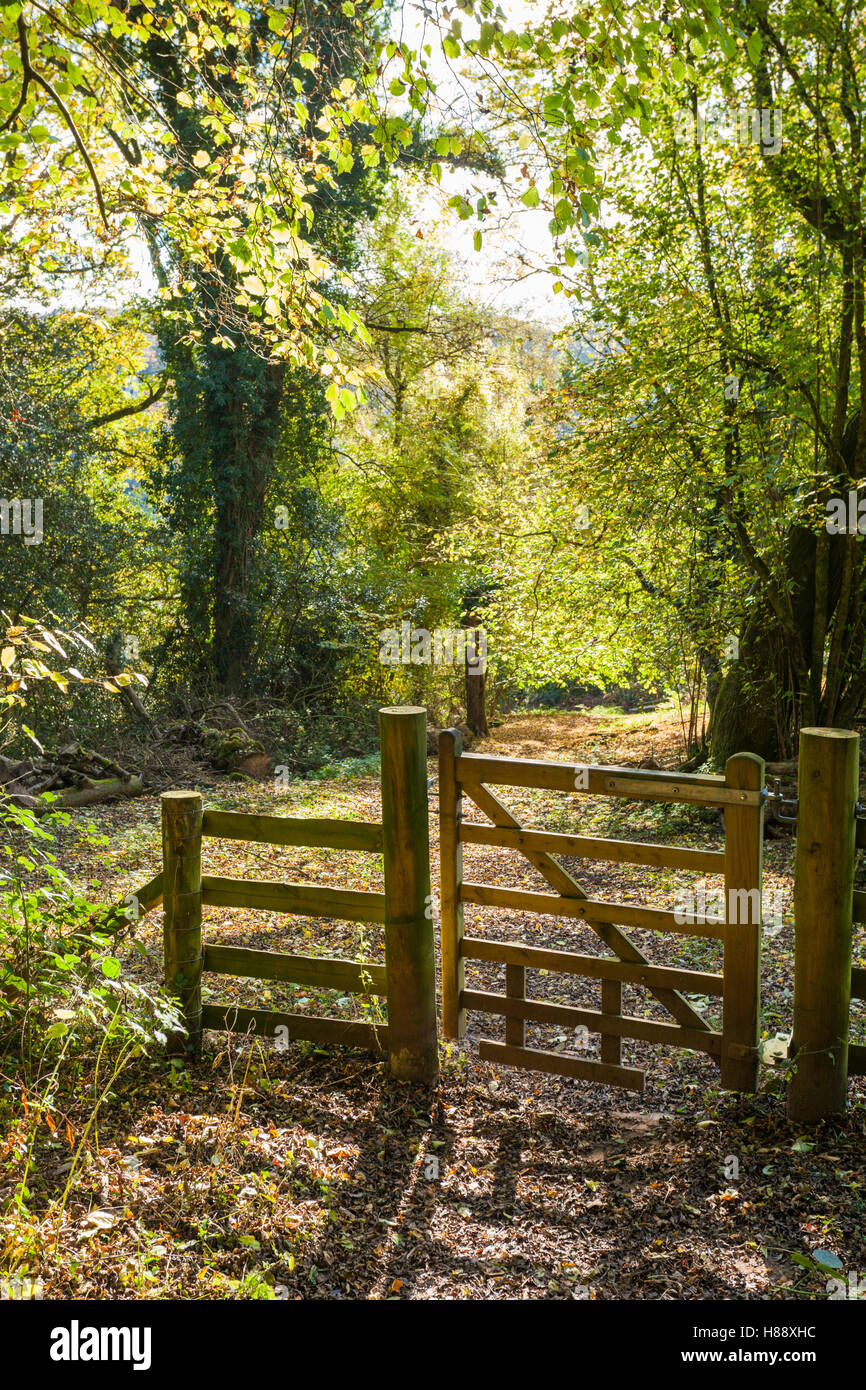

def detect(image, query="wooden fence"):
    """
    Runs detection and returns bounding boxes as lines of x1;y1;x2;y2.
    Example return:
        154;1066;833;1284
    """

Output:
439;731;764;1095
116;713;865;1122
126;706;438;1084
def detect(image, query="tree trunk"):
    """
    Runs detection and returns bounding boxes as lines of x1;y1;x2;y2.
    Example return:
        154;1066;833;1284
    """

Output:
211;353;285;692
709;609;785;764
464;616;488;737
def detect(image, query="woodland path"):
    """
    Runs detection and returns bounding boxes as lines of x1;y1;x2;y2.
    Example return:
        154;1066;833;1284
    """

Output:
38;707;865;1300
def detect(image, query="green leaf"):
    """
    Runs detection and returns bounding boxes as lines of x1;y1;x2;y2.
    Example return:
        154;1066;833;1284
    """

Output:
812;1249;843;1270
521;186;540;208
101;957;121;979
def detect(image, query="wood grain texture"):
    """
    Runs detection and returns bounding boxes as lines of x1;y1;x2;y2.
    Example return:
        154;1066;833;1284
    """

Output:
456;752;733;805
201;1003;387;1051
201;875;386;922
459;821;725;872
460;882;726;938
601;978;622;1065
202;808;383;852
462;990;722;1055
202;943;387;994
505;962;525;1047
789;728;858;1121
380;706;438;1083
162;791;203;1058
721;752;764;1093
461;935;722;997
438;728;465;1038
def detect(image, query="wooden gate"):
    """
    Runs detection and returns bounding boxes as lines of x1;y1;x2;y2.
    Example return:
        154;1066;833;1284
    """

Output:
438;731;764;1094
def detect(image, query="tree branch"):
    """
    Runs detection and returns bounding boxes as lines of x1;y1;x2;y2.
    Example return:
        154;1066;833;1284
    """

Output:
75;380;166;431
13;16;109;229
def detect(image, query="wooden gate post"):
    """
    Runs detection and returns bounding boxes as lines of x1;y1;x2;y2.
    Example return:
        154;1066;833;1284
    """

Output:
788;728;858;1123
439;728;465;1039
721;752;764;1093
161;790;203;1058
379;707;439;1084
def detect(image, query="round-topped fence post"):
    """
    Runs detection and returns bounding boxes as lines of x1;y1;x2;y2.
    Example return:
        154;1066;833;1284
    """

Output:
379;706;439;1085
161;790;203;1059
788;728;858;1123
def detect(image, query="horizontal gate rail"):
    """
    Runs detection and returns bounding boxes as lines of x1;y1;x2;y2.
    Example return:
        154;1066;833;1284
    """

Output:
464;989;722;1055
460;882;726;938
853;891;866;924
461;822;722;867
599;776;759;808
455;752;759;808
460;822;725;872
202;943;387;994
851;967;866;1000
200;1003;387;1050
462;935;723;995
201;809;383;852
477;1040;645;1090
201;875;386;922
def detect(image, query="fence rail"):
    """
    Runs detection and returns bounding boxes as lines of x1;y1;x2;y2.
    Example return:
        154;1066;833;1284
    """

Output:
111;715;863;1120
461;935;724;994
153;707;438;1083
460;822;725;872
201;942;388;994
200;875;387;922
201;808;384;851
459;883;727;938
199;1004;387;1050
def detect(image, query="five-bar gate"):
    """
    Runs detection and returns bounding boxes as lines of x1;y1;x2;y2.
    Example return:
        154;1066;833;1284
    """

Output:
438;730;764;1094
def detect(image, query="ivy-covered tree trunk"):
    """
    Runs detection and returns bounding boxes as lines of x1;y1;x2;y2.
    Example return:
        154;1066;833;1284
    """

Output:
209;351;285;691
710;415;866;765
707;610;787;764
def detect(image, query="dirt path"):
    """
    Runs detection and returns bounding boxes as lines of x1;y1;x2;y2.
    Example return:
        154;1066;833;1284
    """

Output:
30;707;866;1300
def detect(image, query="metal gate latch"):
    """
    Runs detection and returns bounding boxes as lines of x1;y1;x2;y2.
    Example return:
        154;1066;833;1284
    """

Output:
763;778;799;822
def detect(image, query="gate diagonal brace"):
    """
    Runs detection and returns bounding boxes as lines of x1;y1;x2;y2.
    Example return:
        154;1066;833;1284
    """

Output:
461;780;713;1037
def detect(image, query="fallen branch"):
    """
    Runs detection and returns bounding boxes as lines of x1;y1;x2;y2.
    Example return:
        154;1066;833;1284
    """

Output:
1;744;144;813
